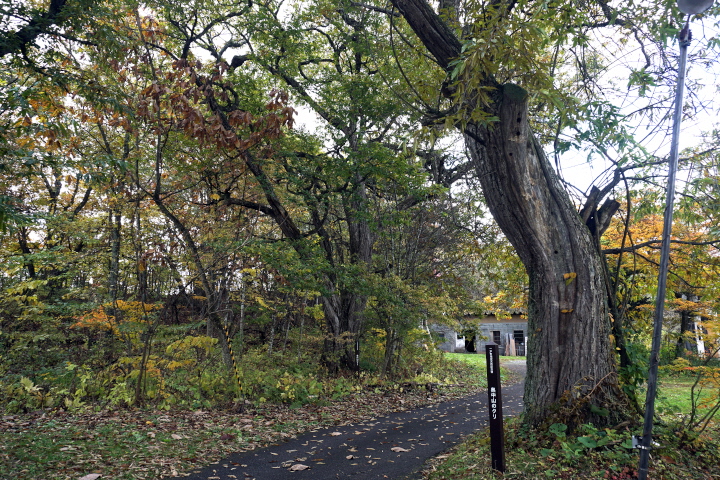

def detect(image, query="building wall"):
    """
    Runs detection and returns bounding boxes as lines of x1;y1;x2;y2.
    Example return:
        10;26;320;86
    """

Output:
431;313;528;355
430;323;466;352
476;314;528;356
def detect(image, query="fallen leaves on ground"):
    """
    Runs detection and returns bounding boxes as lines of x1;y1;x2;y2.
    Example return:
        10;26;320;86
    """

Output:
1;383;479;479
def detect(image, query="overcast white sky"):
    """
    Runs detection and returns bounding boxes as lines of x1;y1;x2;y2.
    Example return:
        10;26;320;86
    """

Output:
559;13;720;194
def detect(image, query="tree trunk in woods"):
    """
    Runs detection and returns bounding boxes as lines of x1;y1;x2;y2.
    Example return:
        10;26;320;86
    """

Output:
390;0;630;427
148;178;234;368
226;149;373;372
133;205;148;303
108;209;121;304
322;292;366;370
17;226;36;279
310;209;372;373
319;179;373;372
675;293;699;358
382;327;403;378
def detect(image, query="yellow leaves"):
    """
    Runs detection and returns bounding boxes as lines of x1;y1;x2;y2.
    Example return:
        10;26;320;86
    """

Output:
560;309;574;314
480;292;516;319
165;335;217;356
16;137;36;149
563;272;577;285
166;360;194;370
255;296;270;309
305;303;325;321
20;376;39;393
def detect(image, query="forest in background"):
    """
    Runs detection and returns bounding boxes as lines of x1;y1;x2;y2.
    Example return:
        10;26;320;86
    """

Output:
1;0;720;420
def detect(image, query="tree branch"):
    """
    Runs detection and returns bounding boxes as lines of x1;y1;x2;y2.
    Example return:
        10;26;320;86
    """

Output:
0;0;78;57
603;238;720;254
388;0;462;70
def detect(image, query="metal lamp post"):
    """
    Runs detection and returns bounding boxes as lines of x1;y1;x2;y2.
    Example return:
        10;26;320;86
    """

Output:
637;2;714;479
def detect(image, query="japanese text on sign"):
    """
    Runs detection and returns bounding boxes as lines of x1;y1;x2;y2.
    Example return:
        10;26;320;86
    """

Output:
490;386;497;419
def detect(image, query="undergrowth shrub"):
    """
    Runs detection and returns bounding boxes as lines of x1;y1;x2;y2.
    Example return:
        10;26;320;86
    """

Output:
0;295;480;413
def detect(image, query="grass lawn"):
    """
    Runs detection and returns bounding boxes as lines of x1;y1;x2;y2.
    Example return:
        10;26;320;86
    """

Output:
445;352;487;367
445;352;526;364
654;376;717;415
445;352;524;385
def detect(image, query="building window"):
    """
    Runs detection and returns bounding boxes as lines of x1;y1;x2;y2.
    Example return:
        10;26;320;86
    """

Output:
513;330;526;356
492;330;501;344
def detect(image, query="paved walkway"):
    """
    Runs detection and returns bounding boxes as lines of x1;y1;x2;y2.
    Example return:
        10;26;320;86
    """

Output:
169;360;526;480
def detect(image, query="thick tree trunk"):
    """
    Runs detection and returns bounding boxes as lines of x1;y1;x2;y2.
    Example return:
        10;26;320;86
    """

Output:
382;327;401;378
391;0;630;427
467;86;626;426
322;292;366;371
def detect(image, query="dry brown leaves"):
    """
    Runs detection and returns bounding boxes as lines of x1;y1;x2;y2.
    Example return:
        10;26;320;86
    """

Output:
1;383;477;479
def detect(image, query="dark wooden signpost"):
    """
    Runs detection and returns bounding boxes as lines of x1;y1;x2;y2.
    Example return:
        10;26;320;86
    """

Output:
486;343;506;473
355;337;361;379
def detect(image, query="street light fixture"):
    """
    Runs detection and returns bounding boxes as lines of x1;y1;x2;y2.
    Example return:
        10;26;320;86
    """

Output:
677;0;714;14
637;2;714;479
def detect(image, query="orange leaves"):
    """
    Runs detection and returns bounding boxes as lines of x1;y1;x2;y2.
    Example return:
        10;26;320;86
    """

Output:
563;272;577;285
12;94;71;153
72;301;162;335
15;136;36;149
671;297;709;314
138;15;163;42
16;127;64;152
72;308;115;332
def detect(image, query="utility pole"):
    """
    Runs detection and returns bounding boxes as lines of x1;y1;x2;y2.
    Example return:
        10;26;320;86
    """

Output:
637;2;714;477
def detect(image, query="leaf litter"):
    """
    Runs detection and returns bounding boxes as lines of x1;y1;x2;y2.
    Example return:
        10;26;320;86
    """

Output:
1;382;478;479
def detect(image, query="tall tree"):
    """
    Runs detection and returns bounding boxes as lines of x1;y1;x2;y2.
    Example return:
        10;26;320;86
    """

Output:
144;0;467;371
387;0;643;426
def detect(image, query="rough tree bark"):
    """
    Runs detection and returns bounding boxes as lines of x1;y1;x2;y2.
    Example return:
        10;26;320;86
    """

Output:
316;178;373;372
390;0;630;427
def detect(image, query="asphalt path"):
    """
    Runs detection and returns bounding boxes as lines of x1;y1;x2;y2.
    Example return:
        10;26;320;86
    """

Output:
169;360;526;480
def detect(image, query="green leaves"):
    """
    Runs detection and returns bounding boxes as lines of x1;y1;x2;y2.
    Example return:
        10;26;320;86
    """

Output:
627;68;658;97
590;404;610;417
549;422;568;438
